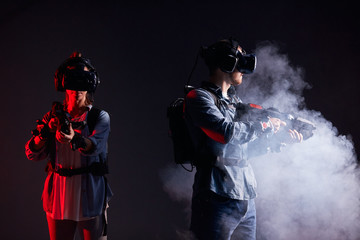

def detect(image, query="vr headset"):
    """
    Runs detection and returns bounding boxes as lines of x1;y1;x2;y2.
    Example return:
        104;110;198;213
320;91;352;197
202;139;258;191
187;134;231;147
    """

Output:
54;56;100;92
200;38;256;74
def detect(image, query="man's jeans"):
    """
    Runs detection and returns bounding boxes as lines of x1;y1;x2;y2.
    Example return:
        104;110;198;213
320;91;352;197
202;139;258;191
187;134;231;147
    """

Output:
190;190;256;240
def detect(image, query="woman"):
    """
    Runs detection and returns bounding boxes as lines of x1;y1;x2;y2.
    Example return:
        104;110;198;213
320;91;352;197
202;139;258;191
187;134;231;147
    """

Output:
25;52;112;240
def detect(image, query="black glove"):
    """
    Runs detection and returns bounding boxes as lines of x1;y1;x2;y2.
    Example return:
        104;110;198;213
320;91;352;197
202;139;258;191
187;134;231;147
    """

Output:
70;132;87;150
234;102;269;123
31;119;51;141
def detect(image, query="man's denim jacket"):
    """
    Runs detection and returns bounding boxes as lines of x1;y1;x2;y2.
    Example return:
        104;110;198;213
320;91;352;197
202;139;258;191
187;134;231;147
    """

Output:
185;82;273;200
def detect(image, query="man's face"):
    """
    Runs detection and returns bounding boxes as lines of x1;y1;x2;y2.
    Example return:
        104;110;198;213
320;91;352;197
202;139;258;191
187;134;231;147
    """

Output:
229;46;245;86
229;69;243;86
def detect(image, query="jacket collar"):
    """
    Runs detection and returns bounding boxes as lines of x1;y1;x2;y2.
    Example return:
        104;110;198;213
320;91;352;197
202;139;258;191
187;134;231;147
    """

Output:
201;81;237;99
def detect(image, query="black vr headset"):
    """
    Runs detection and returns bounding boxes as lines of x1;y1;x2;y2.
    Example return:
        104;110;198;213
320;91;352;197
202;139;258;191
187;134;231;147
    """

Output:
200;38;256;74
54;55;100;92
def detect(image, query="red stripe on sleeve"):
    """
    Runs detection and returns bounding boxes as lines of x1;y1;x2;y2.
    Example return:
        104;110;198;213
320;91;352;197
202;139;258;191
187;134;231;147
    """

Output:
186;90;197;99
200;127;226;144
249;103;263;109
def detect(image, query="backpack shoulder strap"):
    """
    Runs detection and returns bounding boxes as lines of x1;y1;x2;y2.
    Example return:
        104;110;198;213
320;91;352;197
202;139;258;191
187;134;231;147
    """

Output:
86;106;109;236
201;86;240;109
200;87;222;109
87;107;102;134
87;107;109;171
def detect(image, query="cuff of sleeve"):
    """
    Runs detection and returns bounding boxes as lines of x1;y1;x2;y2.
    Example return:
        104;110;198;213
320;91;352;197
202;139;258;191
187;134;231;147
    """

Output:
254;118;274;135
80;136;97;155
27;137;46;153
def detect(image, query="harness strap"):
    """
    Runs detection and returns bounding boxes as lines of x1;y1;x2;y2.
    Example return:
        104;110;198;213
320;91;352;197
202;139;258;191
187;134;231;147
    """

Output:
46;162;108;177
102;176;108;236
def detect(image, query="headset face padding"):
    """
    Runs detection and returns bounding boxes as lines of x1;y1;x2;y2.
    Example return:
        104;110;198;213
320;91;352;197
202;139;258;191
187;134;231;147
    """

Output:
219;54;238;73
218;41;239;73
54;56;100;92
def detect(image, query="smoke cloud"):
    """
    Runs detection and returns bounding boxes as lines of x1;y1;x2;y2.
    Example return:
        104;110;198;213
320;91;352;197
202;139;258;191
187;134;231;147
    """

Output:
239;42;360;240
161;42;360;240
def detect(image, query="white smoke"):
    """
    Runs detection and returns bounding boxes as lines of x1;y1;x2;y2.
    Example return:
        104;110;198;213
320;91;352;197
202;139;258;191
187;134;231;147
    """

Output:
161;42;360;240
160;164;194;205
159;164;196;239
238;42;360;240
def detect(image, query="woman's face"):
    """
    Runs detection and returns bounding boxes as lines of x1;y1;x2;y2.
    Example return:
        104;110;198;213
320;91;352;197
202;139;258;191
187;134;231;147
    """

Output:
66;90;87;103
65;65;89;105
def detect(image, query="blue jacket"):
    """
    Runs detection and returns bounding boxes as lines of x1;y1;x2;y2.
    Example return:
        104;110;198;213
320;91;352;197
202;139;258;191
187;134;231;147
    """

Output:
25;106;113;217
185;82;274;200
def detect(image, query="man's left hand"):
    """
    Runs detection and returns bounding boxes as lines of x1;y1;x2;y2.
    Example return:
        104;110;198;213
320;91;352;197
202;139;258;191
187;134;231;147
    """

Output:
288;129;303;143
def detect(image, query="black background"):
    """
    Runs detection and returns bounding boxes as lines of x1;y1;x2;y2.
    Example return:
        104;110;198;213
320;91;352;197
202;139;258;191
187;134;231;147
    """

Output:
0;0;359;239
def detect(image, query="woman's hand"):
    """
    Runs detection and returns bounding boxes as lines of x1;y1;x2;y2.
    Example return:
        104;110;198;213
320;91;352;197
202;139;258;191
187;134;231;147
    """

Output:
48;118;59;133
56;123;75;143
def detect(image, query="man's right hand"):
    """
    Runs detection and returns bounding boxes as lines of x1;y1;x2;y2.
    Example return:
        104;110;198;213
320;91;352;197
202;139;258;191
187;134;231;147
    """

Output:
269;117;303;143
269;117;286;133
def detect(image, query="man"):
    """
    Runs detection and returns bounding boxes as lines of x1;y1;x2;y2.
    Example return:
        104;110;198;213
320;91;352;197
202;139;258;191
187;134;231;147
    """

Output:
184;38;302;240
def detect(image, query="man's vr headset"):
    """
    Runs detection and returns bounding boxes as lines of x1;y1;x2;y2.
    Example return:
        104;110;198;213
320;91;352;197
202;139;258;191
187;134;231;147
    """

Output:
200;38;257;74
54;55;100;92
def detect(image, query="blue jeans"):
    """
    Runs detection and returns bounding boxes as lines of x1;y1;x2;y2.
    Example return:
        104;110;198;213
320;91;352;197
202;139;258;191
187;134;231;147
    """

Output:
190;190;256;240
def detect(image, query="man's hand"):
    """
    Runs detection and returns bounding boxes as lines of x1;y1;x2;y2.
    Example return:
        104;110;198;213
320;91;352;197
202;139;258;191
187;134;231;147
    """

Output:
269;117;303;143
56;123;75;143
269;117;286;133
288;129;303;143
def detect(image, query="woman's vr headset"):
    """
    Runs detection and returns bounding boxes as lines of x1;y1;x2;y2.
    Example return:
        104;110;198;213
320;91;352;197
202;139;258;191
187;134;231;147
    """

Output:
54;56;100;92
201;38;257;74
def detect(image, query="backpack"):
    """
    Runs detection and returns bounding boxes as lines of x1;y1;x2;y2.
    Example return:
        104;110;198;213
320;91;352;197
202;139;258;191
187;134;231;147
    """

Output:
167;97;195;166
167;87;221;170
